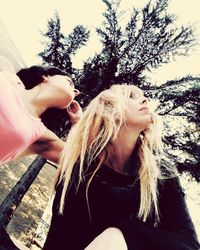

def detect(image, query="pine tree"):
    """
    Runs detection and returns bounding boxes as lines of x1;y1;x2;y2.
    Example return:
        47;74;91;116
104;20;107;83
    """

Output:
38;0;199;179
79;0;196;95
151;77;200;180
39;12;89;74
39;11;66;70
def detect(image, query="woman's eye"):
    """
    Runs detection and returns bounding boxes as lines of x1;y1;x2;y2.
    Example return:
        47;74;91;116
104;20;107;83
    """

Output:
130;93;135;99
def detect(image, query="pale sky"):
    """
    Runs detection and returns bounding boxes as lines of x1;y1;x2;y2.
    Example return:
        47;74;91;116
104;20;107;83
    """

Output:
0;0;200;83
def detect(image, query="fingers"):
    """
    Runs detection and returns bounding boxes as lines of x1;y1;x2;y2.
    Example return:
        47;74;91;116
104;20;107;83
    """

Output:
67;100;78;111
67;100;82;115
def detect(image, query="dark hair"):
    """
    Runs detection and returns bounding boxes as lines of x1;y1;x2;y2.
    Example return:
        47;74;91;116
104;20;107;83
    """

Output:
17;65;69;89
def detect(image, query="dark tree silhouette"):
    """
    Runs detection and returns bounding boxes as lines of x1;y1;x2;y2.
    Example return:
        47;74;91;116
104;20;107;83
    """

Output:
152;77;200;180
78;0;196;96
39;12;66;70
39;11;89;75
38;0;199;178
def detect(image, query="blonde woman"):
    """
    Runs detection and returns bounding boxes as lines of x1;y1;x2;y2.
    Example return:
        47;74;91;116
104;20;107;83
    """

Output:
44;84;199;250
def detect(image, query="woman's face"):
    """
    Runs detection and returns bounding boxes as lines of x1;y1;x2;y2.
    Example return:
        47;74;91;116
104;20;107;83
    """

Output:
124;87;152;131
49;75;79;108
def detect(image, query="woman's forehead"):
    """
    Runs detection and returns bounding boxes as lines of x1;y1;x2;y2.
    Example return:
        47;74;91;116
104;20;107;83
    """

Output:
131;86;144;95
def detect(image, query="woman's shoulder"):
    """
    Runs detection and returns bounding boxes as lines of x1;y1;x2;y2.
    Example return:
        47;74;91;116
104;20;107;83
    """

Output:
158;175;185;199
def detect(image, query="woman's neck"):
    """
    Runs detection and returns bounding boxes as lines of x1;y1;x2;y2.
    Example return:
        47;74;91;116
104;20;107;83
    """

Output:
24;85;59;117
23;87;46;116
106;127;140;176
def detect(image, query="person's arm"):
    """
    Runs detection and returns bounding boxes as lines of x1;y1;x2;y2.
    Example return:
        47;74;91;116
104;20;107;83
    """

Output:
20;129;65;163
158;177;200;242
158;177;194;230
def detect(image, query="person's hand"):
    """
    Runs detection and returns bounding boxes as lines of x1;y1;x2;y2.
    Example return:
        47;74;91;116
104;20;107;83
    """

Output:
66;100;83;124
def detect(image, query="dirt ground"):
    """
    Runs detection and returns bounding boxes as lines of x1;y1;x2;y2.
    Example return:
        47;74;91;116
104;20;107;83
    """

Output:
0;156;56;248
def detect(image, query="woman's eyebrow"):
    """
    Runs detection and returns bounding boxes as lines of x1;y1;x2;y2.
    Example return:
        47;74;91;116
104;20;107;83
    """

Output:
69;80;74;86
66;77;74;86
133;92;144;97
137;91;144;96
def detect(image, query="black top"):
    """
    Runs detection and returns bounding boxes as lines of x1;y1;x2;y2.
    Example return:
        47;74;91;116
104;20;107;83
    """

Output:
44;164;200;250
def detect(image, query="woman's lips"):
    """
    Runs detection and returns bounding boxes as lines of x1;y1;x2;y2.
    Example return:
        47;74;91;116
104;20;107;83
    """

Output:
139;106;149;111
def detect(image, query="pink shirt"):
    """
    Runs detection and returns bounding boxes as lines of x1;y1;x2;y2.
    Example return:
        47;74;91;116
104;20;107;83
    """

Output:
0;71;46;163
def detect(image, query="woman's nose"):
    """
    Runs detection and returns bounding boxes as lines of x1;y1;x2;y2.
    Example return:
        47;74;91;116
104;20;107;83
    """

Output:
74;89;80;96
141;97;147;104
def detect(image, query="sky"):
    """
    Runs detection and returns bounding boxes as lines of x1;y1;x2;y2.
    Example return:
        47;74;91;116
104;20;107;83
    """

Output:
0;0;200;84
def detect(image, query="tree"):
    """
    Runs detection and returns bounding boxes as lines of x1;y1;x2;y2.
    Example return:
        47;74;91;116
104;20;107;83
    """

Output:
39;11;66;70
151;77;200;180
78;0;196;95
39;11;89;75
38;0;199;179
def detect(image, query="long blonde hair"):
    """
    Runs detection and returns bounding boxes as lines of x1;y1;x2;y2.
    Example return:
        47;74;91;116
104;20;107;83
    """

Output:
58;84;171;221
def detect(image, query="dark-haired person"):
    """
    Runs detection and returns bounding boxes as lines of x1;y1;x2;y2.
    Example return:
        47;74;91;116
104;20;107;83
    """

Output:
44;84;199;250
0;65;82;164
